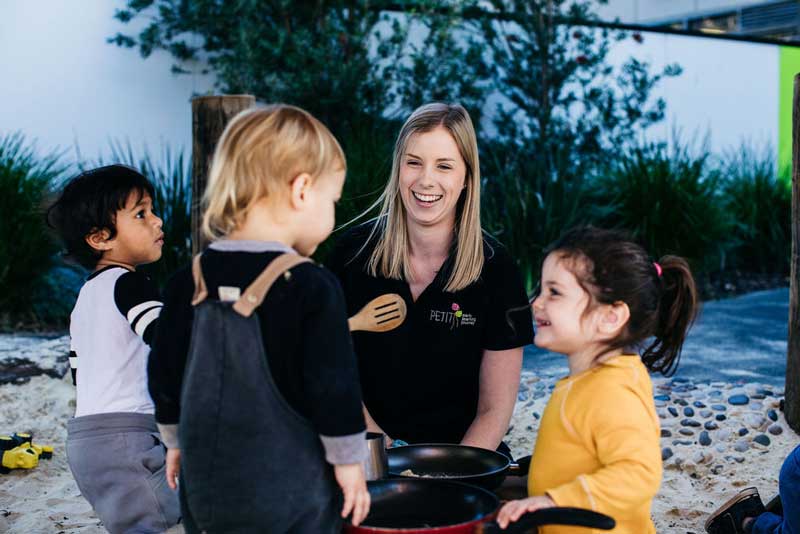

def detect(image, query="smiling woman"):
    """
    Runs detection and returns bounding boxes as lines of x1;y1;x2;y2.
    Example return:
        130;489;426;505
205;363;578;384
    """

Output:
329;103;533;456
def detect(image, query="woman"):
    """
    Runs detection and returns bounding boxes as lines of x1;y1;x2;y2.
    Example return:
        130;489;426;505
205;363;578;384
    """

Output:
328;103;533;455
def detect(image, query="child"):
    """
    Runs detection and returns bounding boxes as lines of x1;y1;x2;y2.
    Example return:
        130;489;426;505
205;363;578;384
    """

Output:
46;164;180;533
147;104;370;533
705;443;799;534
497;226;699;534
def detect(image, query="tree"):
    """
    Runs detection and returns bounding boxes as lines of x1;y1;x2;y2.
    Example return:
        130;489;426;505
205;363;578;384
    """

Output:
475;0;681;286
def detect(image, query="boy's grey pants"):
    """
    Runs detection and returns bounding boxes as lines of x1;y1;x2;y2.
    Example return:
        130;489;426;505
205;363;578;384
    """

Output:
67;412;181;534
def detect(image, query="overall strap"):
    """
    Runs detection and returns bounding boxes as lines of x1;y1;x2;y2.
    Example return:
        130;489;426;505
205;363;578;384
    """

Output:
191;254;209;305
233;253;311;317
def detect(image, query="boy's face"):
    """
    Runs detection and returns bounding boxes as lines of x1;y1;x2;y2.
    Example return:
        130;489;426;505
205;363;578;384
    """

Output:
90;191;164;269
294;168;345;256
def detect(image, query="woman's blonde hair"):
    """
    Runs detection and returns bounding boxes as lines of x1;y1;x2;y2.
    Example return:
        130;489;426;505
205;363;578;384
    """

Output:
202;104;346;240
366;102;484;292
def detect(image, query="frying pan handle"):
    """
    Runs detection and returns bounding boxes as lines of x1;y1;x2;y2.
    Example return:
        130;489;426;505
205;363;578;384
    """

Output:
501;507;615;533
507;455;531;476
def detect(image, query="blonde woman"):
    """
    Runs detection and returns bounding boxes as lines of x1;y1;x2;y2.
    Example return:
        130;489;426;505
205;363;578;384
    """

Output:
329;103;533;456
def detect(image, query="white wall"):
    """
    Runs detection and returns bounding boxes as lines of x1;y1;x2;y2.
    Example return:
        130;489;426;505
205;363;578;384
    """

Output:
607;30;778;154
0;0;215;164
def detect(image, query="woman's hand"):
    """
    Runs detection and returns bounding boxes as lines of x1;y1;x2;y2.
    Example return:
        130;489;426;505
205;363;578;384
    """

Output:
165;448;181;490
496;495;556;529
334;463;371;526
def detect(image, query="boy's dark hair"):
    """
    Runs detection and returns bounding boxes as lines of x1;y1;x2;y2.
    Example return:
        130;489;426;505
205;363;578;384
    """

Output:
545;226;699;376
46;164;155;269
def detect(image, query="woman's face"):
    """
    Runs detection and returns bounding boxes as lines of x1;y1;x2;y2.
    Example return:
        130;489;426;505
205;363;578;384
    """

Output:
398;126;467;231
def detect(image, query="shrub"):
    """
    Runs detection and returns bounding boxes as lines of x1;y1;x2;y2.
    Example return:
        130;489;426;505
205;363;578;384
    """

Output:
0;133;66;327
721;143;791;274
586;138;731;273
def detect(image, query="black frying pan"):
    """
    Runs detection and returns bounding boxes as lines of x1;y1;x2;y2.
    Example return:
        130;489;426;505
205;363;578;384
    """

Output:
388;444;531;490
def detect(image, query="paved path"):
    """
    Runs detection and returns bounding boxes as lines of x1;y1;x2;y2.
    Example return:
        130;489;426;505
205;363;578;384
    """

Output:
523;287;790;387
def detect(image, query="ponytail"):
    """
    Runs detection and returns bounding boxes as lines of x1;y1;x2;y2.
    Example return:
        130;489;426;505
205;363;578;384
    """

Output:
641;255;699;376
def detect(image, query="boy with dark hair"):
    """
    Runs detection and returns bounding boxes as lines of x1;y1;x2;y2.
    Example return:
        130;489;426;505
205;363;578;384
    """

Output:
46;164;180;533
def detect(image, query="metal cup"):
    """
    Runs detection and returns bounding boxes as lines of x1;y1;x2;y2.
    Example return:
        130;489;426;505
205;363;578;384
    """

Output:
363;432;388;480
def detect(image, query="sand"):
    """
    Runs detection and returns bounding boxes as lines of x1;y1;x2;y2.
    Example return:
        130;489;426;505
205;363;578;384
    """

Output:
0;334;796;533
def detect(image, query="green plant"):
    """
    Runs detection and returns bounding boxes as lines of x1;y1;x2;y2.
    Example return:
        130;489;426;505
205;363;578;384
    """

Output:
92;141;192;287
721;143;791;274
0;133;66;327
586;137;730;273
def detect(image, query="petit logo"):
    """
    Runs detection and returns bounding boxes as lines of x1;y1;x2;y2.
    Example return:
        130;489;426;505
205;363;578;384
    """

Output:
430;302;476;329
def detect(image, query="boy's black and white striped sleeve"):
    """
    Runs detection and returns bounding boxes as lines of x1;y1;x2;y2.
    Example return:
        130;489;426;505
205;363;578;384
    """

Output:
114;271;162;346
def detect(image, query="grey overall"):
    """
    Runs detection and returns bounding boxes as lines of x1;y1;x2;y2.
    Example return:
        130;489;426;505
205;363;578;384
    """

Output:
179;253;341;534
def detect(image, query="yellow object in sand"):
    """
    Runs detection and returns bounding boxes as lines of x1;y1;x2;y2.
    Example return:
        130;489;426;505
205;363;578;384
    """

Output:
1;444;39;471
0;432;54;472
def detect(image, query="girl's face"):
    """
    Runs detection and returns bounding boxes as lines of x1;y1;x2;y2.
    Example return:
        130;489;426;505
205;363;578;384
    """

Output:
294;168;345;256
531;253;600;357
398;126;467;231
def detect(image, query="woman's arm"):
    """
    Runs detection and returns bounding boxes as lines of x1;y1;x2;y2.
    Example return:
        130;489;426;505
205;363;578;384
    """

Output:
460;347;522;450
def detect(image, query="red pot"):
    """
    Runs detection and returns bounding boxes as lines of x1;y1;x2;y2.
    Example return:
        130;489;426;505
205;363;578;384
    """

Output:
345;479;614;534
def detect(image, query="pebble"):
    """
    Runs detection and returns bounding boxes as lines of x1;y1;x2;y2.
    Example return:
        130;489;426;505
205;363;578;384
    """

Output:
693;401;706;408
673;439;693;446
734;440;750;453
673;377;690;383
704;421;718;431
745;414;766;429
750;402;764;411
712;404;727;411
655;400;667;408
768;409;778;422
693;451;712;464
729;394;749;405
674;399;689;407
711;464;724;475
517;392;528;401
683;407;695;417
750;394;766;400
654;394;670;401
738;428;749;436
708;390;723;397
668;407;679;417
681;418;701;427
662;447;673;461
717;429;732;441
700;410;713;418
757;389;774;397
715;445;727;453
711;382;726;388
768;424;783;436
679;428;695;436
716;414;727;422
699;431;712;446
533;412;540;420
661;429;672;438
753;434;771;447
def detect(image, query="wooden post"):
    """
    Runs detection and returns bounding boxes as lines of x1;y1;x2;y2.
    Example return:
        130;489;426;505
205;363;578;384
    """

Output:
787;74;800;433
191;95;255;254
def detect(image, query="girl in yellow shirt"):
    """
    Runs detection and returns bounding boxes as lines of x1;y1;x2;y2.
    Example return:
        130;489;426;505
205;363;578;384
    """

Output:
498;226;699;534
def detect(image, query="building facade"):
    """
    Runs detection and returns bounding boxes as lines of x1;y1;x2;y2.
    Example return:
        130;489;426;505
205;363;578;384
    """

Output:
600;0;800;41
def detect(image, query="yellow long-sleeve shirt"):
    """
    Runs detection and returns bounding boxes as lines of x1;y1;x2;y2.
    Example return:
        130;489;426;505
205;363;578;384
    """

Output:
528;355;662;534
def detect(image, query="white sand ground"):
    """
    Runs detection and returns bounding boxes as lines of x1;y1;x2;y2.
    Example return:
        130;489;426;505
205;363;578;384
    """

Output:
0;335;796;533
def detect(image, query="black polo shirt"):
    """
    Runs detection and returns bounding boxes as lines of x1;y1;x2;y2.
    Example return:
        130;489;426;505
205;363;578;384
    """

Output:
327;223;533;444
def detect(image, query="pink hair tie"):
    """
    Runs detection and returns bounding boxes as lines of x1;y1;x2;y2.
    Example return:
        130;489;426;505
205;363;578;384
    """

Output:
653;262;663;277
